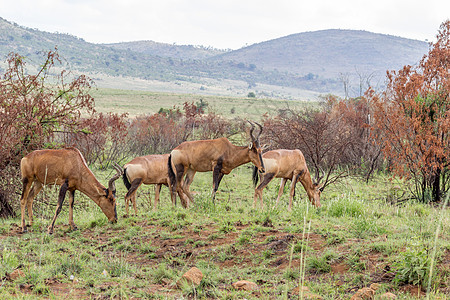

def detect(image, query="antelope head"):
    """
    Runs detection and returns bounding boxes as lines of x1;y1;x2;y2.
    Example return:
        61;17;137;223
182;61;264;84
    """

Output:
310;168;324;207
98;163;123;223
248;121;265;173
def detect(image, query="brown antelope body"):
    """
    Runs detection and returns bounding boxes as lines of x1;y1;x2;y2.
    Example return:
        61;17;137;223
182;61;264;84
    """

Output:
19;147;121;234
168;123;265;206
122;154;186;214
253;149;322;210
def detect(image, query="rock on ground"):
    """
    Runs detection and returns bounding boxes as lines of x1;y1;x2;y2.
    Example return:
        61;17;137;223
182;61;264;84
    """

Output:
380;292;398;299
6;269;25;281
231;280;258;291
177;267;203;288
350;287;376;300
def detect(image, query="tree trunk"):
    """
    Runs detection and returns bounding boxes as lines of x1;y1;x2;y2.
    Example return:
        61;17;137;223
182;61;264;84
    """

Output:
431;168;441;202
0;192;16;218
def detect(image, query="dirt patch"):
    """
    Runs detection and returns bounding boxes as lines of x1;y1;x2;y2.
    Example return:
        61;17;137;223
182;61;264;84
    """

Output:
46;279;88;299
331;262;349;274
400;284;426;298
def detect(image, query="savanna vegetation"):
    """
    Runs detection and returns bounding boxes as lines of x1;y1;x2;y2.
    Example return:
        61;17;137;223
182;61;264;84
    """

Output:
0;21;448;299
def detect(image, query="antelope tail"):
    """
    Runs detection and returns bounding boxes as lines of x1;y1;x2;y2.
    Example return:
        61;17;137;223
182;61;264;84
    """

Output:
168;154;176;191
252;166;259;187
122;168;131;190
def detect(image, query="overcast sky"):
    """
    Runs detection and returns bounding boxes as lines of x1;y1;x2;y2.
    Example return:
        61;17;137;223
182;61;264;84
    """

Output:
1;0;448;49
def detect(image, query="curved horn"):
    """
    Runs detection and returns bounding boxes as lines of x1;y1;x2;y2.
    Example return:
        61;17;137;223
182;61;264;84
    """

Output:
113;162;123;172
108;163;123;192
247;120;256;141
254;122;263;139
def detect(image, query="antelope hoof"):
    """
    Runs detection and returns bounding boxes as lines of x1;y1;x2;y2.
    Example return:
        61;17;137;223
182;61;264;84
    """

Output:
20;227;28;234
47;228;54;235
71;225;78;231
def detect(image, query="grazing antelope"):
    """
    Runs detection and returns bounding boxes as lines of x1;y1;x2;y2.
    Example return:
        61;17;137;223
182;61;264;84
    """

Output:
19;147;122;234
121;154;187;214
168;122;265;206
252;149;323;210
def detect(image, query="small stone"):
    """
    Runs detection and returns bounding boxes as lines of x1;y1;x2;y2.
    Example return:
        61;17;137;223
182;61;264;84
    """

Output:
7;269;25;281
350;287;375;300
232;280;258;291
177;267;203;288
380;292;397;299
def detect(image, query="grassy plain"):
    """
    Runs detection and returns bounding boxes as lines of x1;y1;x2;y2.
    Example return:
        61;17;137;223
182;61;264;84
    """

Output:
0;89;448;299
91;88;320;119
0;166;449;299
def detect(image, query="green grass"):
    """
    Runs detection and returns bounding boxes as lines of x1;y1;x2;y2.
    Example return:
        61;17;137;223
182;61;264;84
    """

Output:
91;88;319;119
0;165;449;299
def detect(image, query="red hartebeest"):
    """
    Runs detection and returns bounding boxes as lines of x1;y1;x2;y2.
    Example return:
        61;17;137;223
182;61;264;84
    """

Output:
168;122;265;206
121;153;188;214
252;149;323;210
19;147;122;234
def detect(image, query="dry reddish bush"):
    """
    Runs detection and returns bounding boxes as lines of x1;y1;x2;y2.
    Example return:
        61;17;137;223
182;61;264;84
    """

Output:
262;95;382;189
0;49;97;215
195;112;233;140
367;20;450;202
127;101;236;156
127;110;191;155
58;112;129;168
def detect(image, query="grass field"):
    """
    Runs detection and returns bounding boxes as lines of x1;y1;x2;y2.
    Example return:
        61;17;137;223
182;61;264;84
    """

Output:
0;89;448;299
91;88;320;119
0;165;449;299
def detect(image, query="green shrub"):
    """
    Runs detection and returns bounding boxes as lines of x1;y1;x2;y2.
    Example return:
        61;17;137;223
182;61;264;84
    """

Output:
351;217;384;238
153;263;175;284
326;197;365;218
53;255;82;276
307;250;338;273
283;268;299;281
0;248;19;275
262;249;274;260
393;244;432;288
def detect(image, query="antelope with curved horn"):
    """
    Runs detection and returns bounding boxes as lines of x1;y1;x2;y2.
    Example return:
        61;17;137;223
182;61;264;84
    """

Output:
121;154;187;214
19;147;122;234
168;121;265;207
252;149;323;210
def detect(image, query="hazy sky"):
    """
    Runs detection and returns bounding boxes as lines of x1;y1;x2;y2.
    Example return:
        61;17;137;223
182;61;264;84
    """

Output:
1;0;448;49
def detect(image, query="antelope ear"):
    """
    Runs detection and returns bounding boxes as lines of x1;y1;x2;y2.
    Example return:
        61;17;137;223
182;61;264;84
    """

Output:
248;142;253;149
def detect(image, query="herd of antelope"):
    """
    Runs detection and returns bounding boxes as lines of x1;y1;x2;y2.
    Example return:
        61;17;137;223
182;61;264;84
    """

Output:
19;122;323;234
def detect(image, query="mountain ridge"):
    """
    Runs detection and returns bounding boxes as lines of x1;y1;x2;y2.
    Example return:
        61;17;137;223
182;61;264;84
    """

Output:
0;17;429;98
212;29;428;77
103;40;227;60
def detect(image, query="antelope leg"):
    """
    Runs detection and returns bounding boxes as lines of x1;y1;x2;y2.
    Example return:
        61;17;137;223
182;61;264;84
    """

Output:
48;179;69;234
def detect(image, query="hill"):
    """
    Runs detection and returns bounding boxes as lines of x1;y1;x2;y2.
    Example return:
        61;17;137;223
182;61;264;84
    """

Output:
103;40;226;60
0;17;177;79
0;17;429;98
213;29;428;79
